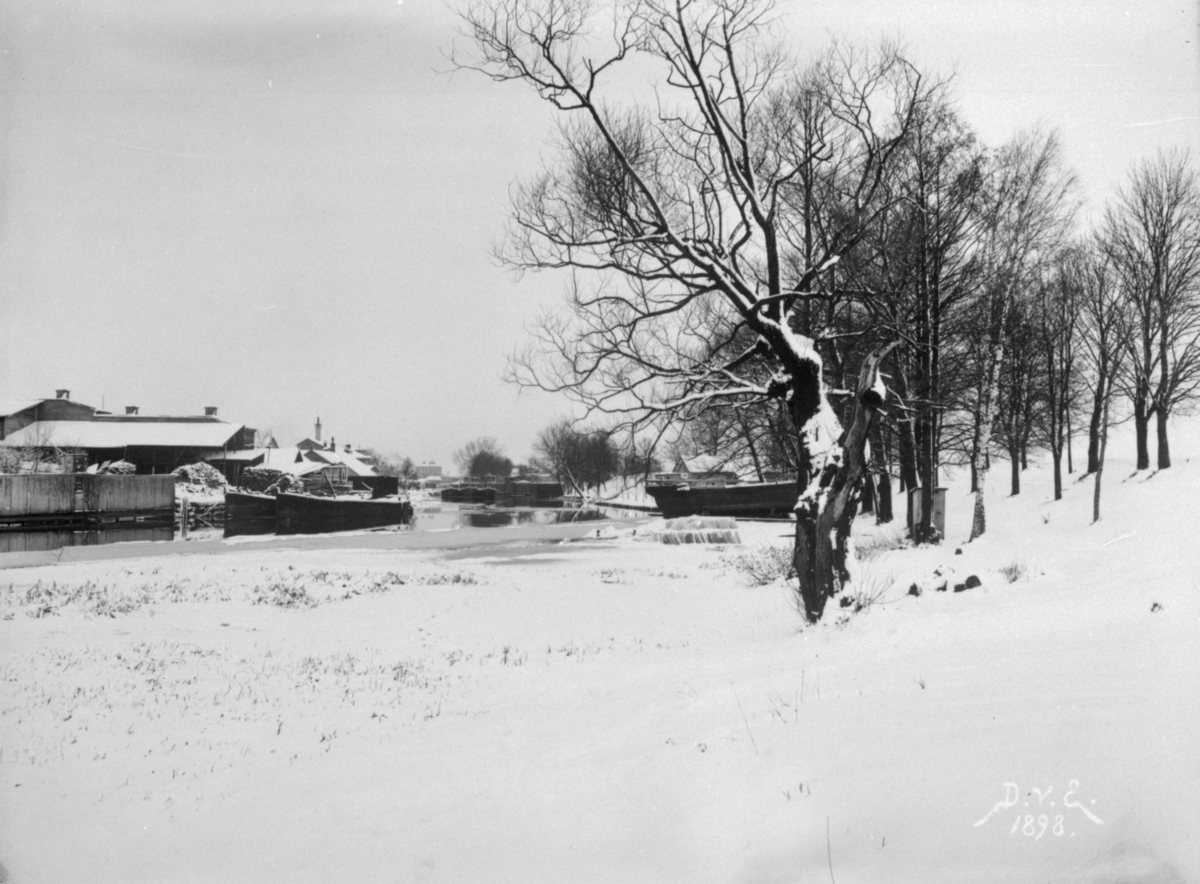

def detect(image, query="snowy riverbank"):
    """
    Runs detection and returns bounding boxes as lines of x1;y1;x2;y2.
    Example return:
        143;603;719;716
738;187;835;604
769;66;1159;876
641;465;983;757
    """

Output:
1;426;1197;883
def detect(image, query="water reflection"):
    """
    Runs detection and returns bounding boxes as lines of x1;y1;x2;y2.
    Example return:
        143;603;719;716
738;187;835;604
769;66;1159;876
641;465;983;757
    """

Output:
1;503;639;553
411;503;631;532
0;527;173;554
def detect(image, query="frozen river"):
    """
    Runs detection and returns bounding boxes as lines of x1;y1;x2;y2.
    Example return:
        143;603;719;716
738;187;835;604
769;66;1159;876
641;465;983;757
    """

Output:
0;502;651;569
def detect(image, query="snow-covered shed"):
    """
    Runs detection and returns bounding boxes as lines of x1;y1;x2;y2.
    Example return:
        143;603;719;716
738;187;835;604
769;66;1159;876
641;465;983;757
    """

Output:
0;393;253;475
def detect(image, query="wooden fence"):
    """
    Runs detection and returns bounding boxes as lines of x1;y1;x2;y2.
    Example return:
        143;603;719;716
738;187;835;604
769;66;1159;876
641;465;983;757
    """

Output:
0;475;175;532
0;474;76;517
86;475;174;514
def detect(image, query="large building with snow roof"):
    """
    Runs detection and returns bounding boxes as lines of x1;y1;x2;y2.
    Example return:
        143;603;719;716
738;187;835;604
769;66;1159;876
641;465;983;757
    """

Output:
0;390;254;474
0;389;97;439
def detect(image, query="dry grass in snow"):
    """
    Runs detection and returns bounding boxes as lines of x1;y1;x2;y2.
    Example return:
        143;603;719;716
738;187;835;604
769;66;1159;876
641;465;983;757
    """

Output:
2;426;1199;884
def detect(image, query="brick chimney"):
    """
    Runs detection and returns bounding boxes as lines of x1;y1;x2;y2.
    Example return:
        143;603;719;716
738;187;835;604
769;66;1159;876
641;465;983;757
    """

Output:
125;406;139;415
204;406;218;417
55;389;70;400
315;417;322;442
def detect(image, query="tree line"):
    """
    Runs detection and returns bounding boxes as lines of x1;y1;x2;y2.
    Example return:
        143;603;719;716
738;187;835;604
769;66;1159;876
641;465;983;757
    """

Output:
445;425;660;496
454;0;1200;620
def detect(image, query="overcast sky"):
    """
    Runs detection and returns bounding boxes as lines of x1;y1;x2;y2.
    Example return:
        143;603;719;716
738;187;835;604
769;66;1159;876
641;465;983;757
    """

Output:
1;0;1197;468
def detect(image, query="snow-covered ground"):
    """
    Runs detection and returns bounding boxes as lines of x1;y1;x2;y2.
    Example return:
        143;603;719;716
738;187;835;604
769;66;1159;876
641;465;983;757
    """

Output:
1;422;1197;883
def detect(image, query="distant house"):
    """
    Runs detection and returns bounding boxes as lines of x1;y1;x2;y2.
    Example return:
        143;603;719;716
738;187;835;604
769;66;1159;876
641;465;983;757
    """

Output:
297;416;375;465
289;460;352;495
302;445;376;476
414;463;443;479
658;454;742;484
0;391;253;474
208;444;383;493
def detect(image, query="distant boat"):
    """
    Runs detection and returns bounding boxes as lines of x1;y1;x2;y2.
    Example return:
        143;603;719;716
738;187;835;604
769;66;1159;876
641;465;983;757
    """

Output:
646;480;797;519
275;492;413;535
439;485;496;504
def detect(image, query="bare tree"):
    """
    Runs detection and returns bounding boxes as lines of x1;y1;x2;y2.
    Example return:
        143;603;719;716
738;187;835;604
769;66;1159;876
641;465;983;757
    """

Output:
0;423;87;474
619;436;661;478
1077;248;1129;521
1036;250;1083;501
967;128;1077;540
454;437;512;478
1103;149;1200;471
398;457;418;488
994;301;1044;497
457;0;932;620
848;98;987;539
532;419;619;493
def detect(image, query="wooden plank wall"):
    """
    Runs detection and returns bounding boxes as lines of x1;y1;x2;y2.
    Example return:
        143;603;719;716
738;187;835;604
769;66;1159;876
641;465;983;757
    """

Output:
0;475;76;515
0;475;174;516
86;475;174;513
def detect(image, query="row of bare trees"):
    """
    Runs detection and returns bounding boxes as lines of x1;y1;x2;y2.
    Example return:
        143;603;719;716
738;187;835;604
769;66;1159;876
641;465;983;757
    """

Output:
455;0;1200;620
977;150;1200;523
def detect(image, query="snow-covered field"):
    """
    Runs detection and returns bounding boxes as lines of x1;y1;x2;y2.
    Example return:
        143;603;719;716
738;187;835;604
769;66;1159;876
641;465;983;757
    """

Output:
2;428;1198;883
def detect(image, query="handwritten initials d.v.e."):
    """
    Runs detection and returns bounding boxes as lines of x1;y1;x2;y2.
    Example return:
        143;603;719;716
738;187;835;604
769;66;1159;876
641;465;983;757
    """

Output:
975;780;1104;834
975;782;1021;827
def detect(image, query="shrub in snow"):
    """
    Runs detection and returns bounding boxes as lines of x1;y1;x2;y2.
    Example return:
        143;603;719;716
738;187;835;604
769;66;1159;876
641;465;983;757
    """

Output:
854;525;908;561
726;545;794;585
251;578;317;609
840;568;896;611
101;460;136;475
998;561;1027;583
172;462;227;488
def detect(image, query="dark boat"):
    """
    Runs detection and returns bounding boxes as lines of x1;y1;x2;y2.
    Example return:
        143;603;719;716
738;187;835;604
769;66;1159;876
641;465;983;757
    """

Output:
439;485;496;504
495;480;564;506
224;491;278;537
275;492;413;535
646;480;797;519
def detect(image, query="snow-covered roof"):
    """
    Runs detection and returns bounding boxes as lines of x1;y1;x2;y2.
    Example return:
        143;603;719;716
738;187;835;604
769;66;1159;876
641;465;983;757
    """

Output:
0;398;43;418
678;454;737;475
254;447;306;468
240;447;357;478
208;449;267;463
284;460;329;478
0;419;245;450
302;447;378;477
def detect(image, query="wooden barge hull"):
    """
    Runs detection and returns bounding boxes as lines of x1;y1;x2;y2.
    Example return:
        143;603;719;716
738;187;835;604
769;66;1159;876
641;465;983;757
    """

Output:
646;482;797;519
275;493;413;535
224;491;278;537
439;486;497;504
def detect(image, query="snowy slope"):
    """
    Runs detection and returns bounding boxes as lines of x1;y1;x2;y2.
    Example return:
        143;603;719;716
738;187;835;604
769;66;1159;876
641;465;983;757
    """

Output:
0;421;1196;884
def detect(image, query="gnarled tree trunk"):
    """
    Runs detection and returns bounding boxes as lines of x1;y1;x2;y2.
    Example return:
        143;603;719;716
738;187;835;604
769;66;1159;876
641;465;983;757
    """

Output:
793;343;897;622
